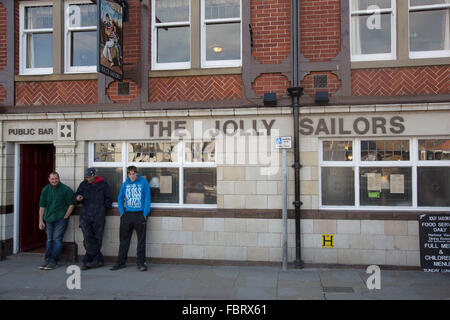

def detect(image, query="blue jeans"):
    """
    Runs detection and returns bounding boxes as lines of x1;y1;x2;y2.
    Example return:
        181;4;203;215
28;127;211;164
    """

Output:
45;217;69;264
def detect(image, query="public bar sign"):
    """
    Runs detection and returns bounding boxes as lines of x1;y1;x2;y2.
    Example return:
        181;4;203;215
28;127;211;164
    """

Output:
3;122;57;141
419;214;450;273
98;0;124;80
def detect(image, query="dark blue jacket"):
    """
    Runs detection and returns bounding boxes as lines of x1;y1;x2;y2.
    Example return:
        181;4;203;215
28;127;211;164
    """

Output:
75;176;113;221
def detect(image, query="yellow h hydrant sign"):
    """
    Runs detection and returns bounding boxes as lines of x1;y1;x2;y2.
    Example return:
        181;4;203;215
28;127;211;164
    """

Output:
322;234;334;248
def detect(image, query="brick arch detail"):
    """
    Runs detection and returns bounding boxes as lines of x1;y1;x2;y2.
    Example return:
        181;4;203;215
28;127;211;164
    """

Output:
300;71;341;98
106;79;140;103
252;73;290;99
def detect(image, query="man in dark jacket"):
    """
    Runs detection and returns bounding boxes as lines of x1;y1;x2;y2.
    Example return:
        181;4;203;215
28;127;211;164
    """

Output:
75;168;112;270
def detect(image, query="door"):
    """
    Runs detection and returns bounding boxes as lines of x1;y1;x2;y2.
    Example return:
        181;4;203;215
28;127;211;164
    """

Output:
19;144;55;251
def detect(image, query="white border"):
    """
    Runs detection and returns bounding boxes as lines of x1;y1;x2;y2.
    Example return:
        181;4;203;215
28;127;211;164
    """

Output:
13;144;20;254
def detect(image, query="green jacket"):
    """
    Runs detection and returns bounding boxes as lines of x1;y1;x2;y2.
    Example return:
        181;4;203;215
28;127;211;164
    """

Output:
39;182;75;222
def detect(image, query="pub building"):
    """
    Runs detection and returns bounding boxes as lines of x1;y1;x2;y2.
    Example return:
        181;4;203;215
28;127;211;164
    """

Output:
0;0;449;269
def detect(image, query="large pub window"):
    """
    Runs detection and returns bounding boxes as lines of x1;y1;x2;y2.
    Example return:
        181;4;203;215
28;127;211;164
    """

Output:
320;138;450;210
90;141;217;207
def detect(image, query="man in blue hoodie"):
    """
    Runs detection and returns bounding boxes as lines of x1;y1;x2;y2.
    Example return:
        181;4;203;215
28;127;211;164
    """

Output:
110;166;151;271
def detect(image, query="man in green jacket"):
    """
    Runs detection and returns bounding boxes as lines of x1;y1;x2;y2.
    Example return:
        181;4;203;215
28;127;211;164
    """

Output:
38;172;75;270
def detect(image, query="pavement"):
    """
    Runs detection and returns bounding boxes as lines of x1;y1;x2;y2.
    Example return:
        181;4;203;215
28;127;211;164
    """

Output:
1;253;450;301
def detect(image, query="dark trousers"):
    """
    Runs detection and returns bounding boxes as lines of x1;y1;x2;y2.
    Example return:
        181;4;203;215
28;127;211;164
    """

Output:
80;217;105;264
117;212;147;266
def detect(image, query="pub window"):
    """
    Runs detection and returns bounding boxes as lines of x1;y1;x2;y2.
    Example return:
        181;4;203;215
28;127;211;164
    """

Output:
417;139;450;207
19;2;54;75
321;138;450;210
65;0;98;73
409;0;450;59
321;140;355;206
90;141;216;207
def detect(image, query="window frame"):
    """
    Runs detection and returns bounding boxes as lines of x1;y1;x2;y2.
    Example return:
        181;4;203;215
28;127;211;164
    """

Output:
408;1;450;59
349;0;397;62
200;0;242;68
19;1;54;75
319;137;450;211
89;141;217;209
151;0;192;70
64;0;98;74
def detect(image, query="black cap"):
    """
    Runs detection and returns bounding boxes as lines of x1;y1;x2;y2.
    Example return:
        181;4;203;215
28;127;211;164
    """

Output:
85;168;96;177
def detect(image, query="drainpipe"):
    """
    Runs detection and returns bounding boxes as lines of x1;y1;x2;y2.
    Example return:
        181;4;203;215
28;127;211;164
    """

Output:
287;0;304;269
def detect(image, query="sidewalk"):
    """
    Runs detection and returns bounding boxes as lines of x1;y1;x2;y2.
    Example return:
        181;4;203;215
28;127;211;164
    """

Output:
0;253;449;300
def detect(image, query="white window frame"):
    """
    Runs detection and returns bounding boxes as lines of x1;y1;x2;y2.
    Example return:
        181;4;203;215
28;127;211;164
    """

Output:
350;0;397;62
201;0;242;68
408;1;450;59
19;1;54;75
89;141;217;209
151;0;191;70
319;137;450;211
64;0;97;73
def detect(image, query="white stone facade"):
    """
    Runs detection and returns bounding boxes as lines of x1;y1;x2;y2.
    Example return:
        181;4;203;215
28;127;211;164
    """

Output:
1;104;449;267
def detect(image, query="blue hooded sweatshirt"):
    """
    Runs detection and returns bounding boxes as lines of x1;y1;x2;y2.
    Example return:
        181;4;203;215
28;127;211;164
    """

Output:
118;174;151;217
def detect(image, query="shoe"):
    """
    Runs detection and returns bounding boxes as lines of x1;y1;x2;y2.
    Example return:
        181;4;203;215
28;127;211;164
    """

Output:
87;261;104;269
110;263;125;271
39;261;49;270
43;262;57;270
80;264;90;271
137;264;147;272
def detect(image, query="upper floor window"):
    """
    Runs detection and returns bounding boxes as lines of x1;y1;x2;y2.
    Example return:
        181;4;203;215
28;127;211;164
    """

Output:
201;0;242;68
409;0;450;59
65;0;98;73
151;0;242;70
19;2;54;75
350;0;396;61
152;0;191;70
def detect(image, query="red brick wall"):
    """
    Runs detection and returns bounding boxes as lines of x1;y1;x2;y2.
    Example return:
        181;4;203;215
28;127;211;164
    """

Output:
301;71;341;97
300;0;340;62
16;81;97;106
0;3;6;72
149;75;242;102
252;73;290;98
352;66;450;96
251;0;291;64
0;85;6;103
123;0;140;71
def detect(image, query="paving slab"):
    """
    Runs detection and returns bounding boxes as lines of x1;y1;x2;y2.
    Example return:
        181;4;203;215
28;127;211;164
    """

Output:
1;254;450;300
